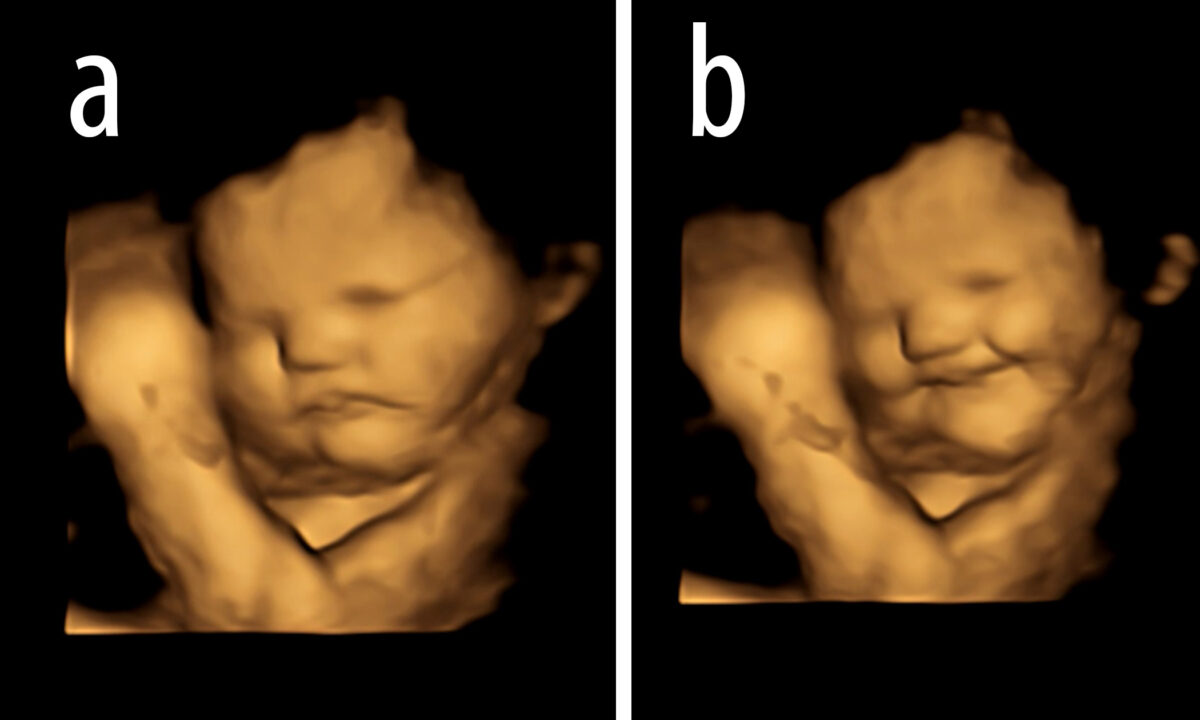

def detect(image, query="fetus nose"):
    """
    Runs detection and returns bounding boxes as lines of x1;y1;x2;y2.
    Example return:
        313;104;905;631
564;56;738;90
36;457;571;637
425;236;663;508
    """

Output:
898;301;976;363
277;313;357;372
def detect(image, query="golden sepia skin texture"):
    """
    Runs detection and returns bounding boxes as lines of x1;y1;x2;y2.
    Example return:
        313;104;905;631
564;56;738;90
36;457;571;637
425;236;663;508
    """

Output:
65;99;594;631
681;119;1155;601
197;104;541;496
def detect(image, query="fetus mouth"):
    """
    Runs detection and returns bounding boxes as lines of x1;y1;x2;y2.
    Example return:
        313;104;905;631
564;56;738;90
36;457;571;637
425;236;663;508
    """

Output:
297;392;414;419
914;361;1012;388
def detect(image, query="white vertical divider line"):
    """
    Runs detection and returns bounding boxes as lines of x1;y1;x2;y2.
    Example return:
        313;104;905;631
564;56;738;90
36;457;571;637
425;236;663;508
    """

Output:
615;0;632;716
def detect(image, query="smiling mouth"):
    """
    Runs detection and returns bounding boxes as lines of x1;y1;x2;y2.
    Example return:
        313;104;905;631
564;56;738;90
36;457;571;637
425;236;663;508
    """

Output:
916;362;1011;388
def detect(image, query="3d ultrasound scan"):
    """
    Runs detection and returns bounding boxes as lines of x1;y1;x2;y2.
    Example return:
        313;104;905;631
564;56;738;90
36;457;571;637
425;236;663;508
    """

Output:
679;111;1196;603
62;29;613;633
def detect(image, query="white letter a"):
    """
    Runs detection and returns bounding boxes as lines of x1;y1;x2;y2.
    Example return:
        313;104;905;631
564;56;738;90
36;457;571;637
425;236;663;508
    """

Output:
72;55;118;138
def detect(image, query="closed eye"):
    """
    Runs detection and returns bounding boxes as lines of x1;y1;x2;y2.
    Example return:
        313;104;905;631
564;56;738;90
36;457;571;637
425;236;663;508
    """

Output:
341;285;403;306
338;253;473;308
962;272;1011;292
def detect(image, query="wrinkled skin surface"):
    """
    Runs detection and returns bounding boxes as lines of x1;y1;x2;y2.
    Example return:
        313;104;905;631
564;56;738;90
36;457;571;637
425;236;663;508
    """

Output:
681;119;1160;601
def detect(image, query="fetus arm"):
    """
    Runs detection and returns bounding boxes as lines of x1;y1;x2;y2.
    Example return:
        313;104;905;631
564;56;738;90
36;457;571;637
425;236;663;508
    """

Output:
67;199;345;629
681;211;958;599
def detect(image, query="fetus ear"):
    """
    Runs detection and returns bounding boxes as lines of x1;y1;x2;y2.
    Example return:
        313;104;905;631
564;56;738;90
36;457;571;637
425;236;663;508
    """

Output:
1143;233;1197;306
529;242;602;327
960;109;1013;141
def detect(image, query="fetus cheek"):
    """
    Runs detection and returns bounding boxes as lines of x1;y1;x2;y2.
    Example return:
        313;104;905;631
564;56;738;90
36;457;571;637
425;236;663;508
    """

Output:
849;323;912;394
983;289;1057;361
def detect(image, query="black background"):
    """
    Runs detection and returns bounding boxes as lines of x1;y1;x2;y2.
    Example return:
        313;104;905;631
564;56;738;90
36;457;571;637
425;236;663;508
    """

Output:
19;8;615;702
634;4;1197;684
14;1;1199;701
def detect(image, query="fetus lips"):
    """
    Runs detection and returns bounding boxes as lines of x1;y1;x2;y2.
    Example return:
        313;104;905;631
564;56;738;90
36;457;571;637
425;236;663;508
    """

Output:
914;360;1011;388
298;392;412;419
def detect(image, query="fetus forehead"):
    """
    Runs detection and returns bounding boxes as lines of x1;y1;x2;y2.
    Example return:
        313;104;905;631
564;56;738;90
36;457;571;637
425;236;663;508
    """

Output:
194;100;495;307
826;132;1091;302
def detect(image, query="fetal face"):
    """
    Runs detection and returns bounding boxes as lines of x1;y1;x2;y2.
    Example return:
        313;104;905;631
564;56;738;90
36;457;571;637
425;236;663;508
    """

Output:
824;131;1122;512
196;103;537;494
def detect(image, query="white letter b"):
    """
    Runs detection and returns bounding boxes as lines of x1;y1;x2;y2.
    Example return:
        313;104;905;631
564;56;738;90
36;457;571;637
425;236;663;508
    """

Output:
692;23;744;138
